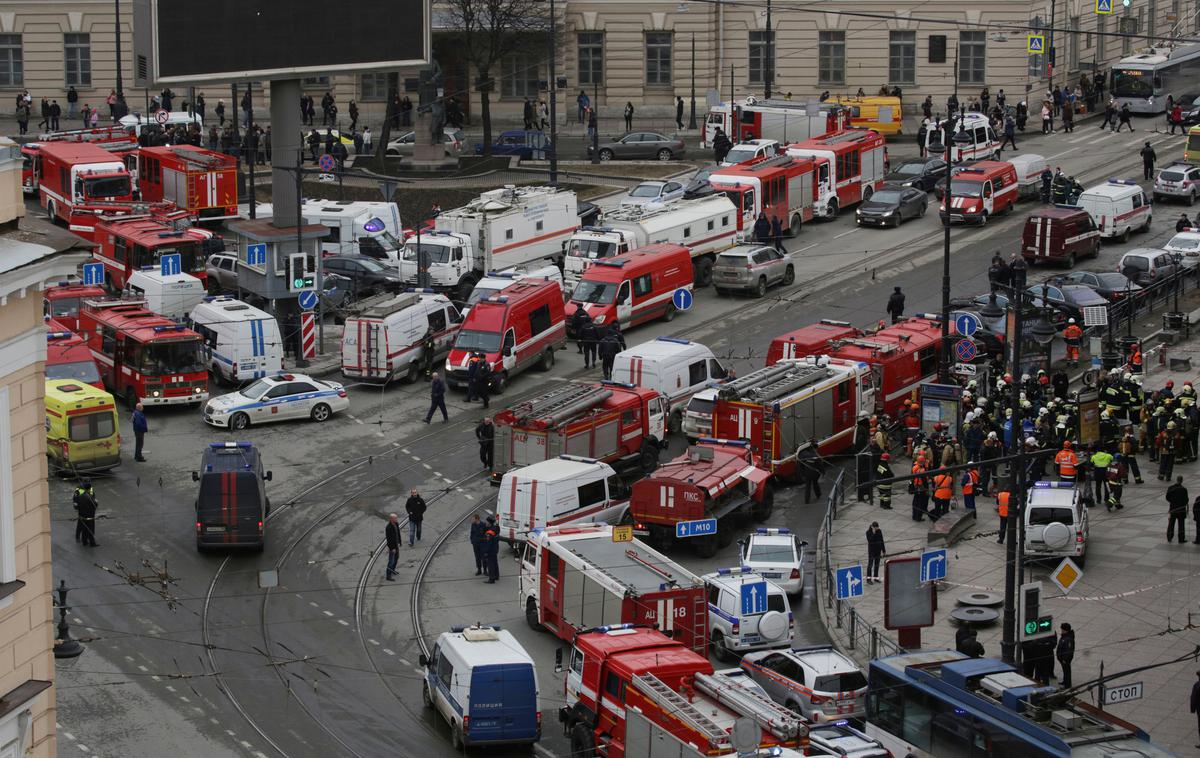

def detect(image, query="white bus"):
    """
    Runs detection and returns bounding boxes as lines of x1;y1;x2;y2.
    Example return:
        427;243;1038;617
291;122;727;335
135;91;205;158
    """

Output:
1111;43;1200;114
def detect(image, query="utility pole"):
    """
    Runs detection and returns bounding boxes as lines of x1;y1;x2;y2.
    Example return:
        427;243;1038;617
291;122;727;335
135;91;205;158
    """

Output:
764;0;773;99
689;32;697;130
113;0;124;103
939;49;960;384
590;77;599;164
548;0;559;185
1000;259;1029;665
1048;0;1057;134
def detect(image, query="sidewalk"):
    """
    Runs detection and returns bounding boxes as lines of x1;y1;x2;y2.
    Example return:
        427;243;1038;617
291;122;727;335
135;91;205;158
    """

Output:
816;300;1200;755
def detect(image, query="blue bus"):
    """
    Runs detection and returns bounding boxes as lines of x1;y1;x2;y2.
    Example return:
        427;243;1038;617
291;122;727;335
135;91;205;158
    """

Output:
864;650;1178;757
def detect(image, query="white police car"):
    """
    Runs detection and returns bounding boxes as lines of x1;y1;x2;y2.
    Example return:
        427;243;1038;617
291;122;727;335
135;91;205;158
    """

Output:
701;567;792;663
1024;480;1088;566
740;527;808;596
203;373;349;430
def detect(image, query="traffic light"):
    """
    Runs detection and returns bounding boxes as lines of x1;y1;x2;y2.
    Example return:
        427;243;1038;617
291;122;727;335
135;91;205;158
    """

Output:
1123;0;1131;6
1018;582;1054;641
1048;46;1056;67
287;253;315;292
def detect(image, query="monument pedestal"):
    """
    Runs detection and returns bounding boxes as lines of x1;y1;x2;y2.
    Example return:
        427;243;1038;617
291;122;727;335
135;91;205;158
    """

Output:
401;112;458;171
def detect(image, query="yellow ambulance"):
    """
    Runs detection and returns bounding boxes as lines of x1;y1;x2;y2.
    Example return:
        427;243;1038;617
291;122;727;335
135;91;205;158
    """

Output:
45;379;121;472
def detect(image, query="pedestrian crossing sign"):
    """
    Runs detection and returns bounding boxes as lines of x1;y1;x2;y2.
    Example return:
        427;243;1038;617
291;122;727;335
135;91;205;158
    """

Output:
1027;35;1045;54
1096;0;1113;13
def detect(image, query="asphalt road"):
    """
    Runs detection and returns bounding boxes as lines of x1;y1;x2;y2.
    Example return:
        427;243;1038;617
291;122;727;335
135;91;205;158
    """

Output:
50;117;1192;758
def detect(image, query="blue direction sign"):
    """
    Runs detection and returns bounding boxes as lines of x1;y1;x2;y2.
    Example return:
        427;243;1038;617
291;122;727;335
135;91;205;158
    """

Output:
318;153;337;172
160;253;181;277
954;312;980;337
675;518;717;539
1096;0;1113;13
672;287;693;311
954;339;978;363
740;581;769;615
921;548;948;583
247;243;267;267
836;565;864;600
298;290;319;310
81;262;104;286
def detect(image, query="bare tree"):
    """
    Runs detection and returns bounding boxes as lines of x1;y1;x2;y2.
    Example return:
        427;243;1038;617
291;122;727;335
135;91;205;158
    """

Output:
443;0;547;156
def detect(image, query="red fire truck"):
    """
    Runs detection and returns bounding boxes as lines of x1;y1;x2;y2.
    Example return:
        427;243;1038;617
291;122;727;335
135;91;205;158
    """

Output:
136;145;239;220
519;524;708;652
46;320;103;389
25;128;139;196
92;214;214;290
711;356;872;476
44;282;108;333
491;381;668;482
558;625;809;758
766;319;858;365
767;316;943;416
629;440;774;557
785;130;887;218
703;95;849;147
36;142;134;225
708;155;819;236
77;299;209;407
65;200;196;242
38;124;138;145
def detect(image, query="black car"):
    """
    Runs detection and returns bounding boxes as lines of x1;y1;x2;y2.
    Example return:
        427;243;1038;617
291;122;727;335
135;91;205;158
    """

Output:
1177;93;1200;126
683;166;718;199
855;187;928;227
1026;282;1110;321
322;254;403;296
1053;271;1145;303
884;157;948;191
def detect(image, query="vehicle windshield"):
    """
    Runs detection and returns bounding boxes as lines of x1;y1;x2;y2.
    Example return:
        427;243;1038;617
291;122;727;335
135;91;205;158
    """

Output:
22;154;31;171
723;147;758;164
240;379;273;400
687;396;714;414
375;231;403;250
46;360;101;384
567;238;619;260
48;297;82;319
949;180;983;198
572;280;617;304
870;190;904;204
402;243;451;264
83;175;131;199
1122;256;1149;271
629;184;663;198
454;329;502;353
1028;506;1074;526
748;543;794;563
1161;171;1187;182
132;339;205;375
893;162;927;176
1170;235;1200;250
1112;68;1154;99
716;254;748;267
466;286;502;306
720;189;755;214
814;672;868;693
68;411;115;442
142;242;203;274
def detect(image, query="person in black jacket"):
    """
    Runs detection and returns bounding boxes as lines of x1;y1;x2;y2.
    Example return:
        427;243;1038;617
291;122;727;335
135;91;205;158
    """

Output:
73;479;95;543
581;317;598;369
676;97;685;130
476;417;494;471
76;486;98;547
1190;670;1200;748
384;514;401;580
886;286;905;324
571;304;590;354
405;489;426;546
865;522;885;583
484;529;500;583
770;215;784;253
598;332;621;380
1056;623;1075;687
753;213;771;245
712;129;732;164
424;372;448;423
469;515;488;575
1168;476;1189;543
476;359;492;409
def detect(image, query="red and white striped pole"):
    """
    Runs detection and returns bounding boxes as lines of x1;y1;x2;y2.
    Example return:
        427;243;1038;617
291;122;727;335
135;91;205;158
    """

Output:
300;311;316;360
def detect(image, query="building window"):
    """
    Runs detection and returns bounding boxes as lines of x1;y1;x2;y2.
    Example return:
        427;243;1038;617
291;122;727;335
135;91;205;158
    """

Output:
958;31;986;85
0;36;22;87
502;54;539;98
1069;17;1080;71
579;32;603;87
749;31;775;86
360;72;396;101
63;33;91;87
302;76;330;86
1098;14;1106;59
1028;18;1044;79
645;32;673;86
888;31;916;85
818;31;845;86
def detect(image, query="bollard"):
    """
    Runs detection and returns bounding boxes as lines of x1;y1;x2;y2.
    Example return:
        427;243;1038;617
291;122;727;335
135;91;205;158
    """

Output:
53;580;83;658
1160;341;1168;367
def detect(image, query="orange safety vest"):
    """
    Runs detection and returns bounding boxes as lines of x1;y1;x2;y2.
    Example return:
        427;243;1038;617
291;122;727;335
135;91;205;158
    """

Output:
933;473;953;500
962;469;979;495
1063;325;1083;345
911;462;926;486
1055;449;1078;476
1131;349;1143;367
997;491;1010;517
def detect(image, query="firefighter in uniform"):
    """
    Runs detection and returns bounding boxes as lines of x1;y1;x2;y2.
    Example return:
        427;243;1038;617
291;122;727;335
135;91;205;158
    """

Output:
932;470;954;520
1055;440;1078;482
1063;319;1083;368
1157;421;1181;480
72;479;94;543
1106;453;1128;510
875;453;894;510
1119;429;1143;483
1103;380;1125;421
911;454;930;522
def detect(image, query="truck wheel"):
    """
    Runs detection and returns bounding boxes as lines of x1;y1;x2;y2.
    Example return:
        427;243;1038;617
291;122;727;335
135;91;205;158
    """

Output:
788;214;802;237
537;349;555;371
451;722;465;751
826;199;839;218
662;303;677;322
751;482;775;521
230;412;250;431
693;257;713;286
406;362;421;383
710;631;733;663
1065;253;1076;269
570;723;596;758
1121;226;1131;243
492;373;507;394
45;201;56;224
456;274;478;304
639;442;659;473
422;682;434;709
694;534;719;558
525;598;541;630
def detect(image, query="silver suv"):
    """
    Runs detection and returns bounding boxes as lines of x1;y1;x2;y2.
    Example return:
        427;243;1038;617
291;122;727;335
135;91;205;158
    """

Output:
740;645;868;723
1154;162;1200;204
713;245;795;298
1024;481;1089;567
205;253;239;293
702;567;792;662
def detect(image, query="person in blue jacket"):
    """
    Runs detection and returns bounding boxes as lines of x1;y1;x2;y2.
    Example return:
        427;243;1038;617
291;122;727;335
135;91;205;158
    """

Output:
131;402;148;462
469;514;488;576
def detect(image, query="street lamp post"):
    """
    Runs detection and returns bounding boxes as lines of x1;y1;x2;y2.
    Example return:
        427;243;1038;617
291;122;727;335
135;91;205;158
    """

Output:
548;0;558;185
764;0;773;100
940;114;972;383
689;33;697;131
113;0;124;103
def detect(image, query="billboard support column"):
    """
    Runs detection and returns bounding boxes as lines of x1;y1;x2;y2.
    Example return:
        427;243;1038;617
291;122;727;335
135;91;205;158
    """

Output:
271;79;302;229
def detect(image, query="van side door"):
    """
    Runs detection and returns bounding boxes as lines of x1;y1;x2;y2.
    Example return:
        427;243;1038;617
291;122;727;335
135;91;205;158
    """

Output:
616;280;633;326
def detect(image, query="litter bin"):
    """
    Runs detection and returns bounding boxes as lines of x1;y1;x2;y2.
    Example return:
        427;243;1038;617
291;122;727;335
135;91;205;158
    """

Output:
1101;352;1123;370
1163;312;1185;332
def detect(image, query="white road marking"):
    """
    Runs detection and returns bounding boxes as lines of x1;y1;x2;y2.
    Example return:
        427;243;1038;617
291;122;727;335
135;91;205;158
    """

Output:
337;619;350;626
1045;147;1079;160
412;667;424;675
355;418;364;425
422;463;432;470
76;745;89;754
833;228;859;239
63;732;75;741
323;610;334;617
398;658;411;665
411;456;421;461
401;448;410;454
179;696;190;703
795;242;819;253
465;494;474;500
383;648;395;656
368;638;380;646
165;685;176;692
240;741;253;749
309;601;319;608
137;665;148;672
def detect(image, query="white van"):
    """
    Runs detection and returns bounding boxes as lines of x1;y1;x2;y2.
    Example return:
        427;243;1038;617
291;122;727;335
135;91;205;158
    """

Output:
248;200;404;258
612;337;728;434
419;624;541;749
495;456;628;543
681;386;720;441
188;297;283;384
702;567;793;662
1023;481;1088;567
120;111;203;139
1075;179;1152;241
462;265;564;317
924;112;999;163
341;290;462;383
125;269;206;322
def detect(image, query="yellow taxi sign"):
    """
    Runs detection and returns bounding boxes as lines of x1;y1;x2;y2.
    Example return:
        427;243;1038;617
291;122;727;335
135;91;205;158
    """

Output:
612;525;634;543
1050;557;1083;595
1027;34;1045;54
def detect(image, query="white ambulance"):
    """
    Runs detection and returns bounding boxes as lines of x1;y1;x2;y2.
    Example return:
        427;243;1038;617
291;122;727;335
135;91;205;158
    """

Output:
125;269;206;322
611;337;728;434
462;264;564;318
341;290;462;383
187;296;283;384
248;200;404;258
496;456;629;544
1075;178;1153;241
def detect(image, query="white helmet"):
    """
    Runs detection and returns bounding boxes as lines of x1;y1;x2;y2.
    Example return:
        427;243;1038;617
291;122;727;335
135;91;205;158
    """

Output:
1068;318;1076;324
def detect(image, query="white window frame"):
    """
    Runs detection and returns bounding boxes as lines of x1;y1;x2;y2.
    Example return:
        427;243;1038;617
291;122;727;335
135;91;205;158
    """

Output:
889;31;916;85
64;33;91;88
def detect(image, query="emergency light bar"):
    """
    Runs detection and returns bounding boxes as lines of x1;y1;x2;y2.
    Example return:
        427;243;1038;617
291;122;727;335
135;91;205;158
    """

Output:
959;167;986;174
363;218;386;233
47;332;72;340
1032;481;1075;488
755;527;791;534
696;437;750;448
594;259;627;267
656;336;691;345
152;325;186;332
600;379;637;389
485;295;509;303
715;566;755;575
558;454;602;464
209;442;253;449
580;226;614;233
1108;178;1138;185
403;288;436;294
485;270;519;278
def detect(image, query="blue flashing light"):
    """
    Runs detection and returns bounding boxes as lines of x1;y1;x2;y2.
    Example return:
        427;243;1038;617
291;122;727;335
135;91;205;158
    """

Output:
597;623;635;633
1108;178;1137;186
1032;481;1073;489
46;332;71;340
581;226;614;233
595;258;627;268
403;287;436;294
656;336;691;345
832;720;849;727
209;441;253;449
486;295;509;303
363;218;386;233
600;380;637;389
755;527;791;535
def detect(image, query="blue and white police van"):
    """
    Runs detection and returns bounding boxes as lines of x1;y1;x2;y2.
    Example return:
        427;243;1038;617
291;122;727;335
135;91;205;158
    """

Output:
419;624;541;750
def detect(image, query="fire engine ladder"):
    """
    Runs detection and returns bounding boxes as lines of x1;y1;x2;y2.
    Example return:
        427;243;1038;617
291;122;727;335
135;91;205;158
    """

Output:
831;336;898;354
631;673;731;749
693;671;805;742
718;363;799;400
512;383;612;426
684;592;708;655
364;321;381;379
747;363;831;404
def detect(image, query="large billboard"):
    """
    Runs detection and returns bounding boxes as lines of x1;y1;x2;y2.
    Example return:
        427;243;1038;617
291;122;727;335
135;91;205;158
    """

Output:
134;0;431;85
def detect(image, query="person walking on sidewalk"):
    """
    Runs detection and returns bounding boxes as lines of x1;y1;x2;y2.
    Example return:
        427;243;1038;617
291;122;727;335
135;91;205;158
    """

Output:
424;372;448;423
996;489;1011;543
484;529;500;583
132;403;148;461
475;416;494;471
1100;100;1116;131
1168;476;1190;543
886;286;905;324
1141;141;1157;181
384;514;401;580
405;489;426;546
1056;623;1075;688
577;91;589;124
865;522;885;583
676;97;685;129
1000;114;1017;151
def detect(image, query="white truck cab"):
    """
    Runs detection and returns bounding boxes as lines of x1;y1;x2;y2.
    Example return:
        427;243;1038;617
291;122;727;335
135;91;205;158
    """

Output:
611;337;727;434
495;456;628;543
